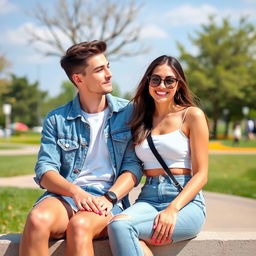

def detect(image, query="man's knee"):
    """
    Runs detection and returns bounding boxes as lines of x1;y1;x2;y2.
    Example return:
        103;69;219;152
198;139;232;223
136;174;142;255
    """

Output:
67;215;93;236
26;208;53;231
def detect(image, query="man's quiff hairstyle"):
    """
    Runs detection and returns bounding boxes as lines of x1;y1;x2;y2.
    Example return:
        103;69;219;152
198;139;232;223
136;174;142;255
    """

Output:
60;40;107;84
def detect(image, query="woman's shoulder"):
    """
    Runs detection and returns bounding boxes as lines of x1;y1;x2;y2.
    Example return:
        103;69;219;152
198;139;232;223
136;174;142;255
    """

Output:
185;106;206;122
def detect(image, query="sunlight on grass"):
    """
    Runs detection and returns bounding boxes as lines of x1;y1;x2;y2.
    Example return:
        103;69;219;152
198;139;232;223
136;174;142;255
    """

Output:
0;187;43;233
0;155;37;177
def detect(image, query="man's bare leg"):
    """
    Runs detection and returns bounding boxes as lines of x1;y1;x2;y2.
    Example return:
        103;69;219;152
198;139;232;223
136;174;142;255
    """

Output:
65;211;112;256
19;197;73;256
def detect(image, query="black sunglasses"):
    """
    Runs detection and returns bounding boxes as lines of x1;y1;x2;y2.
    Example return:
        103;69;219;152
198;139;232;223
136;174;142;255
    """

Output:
148;74;179;89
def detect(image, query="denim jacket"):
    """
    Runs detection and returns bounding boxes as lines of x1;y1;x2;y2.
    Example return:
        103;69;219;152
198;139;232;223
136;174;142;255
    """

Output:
34;94;143;208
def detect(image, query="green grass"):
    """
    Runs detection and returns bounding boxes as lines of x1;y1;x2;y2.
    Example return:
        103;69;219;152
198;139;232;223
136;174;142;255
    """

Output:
205;154;256;199
0;155;37;177
221;139;256;148
0;187;43;233
0;133;40;144
0;145;21;150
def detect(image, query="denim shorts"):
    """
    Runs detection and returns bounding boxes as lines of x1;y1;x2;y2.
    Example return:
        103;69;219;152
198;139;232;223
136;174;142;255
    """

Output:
34;185;123;216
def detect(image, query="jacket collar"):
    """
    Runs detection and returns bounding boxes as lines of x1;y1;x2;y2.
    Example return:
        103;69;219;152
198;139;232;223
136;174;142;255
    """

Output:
67;93;125;120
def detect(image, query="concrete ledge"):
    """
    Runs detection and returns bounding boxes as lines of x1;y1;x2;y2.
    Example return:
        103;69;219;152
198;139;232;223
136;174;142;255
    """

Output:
1;232;256;256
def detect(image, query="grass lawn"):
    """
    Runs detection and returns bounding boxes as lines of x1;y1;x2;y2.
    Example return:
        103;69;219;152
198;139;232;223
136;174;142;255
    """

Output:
0;133;40;144
220;139;256;148
0;145;21;150
0;155;37;177
206;154;256;199
0;187;43;233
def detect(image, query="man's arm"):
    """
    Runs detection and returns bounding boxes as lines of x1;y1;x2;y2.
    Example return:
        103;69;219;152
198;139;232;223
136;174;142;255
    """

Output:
108;171;137;200
35;114;104;214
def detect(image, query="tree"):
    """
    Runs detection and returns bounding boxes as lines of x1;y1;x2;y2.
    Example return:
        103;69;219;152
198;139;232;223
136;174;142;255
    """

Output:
41;81;76;116
2;75;47;127
0;54;11;126
0;54;11;97
26;0;146;60
177;17;256;138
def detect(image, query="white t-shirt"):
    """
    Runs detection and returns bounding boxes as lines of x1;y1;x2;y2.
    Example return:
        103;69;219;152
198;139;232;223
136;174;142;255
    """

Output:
73;107;115;191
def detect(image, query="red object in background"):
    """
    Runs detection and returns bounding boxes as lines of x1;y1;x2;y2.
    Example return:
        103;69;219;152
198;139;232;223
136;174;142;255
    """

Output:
10;122;29;131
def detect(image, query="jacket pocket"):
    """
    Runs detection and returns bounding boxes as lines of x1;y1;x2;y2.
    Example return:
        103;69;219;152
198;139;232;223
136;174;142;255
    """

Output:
57;138;79;167
111;129;131;156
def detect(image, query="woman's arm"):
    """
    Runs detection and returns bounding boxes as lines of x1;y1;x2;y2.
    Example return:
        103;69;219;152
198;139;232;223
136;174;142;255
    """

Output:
169;107;209;211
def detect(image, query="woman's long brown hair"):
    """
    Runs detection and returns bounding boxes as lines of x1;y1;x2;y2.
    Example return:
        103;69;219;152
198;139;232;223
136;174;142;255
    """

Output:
130;55;197;145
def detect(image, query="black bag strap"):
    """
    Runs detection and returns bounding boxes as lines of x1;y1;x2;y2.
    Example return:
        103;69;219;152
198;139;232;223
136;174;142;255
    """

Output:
147;133;183;192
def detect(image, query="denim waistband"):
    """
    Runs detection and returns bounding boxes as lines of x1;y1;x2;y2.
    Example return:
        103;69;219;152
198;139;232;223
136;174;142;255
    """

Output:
145;175;192;185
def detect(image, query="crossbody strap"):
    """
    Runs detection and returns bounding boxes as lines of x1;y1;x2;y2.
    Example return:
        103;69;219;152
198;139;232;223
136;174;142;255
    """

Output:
147;134;183;192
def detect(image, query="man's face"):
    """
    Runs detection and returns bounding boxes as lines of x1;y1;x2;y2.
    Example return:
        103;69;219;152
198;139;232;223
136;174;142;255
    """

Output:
76;53;112;95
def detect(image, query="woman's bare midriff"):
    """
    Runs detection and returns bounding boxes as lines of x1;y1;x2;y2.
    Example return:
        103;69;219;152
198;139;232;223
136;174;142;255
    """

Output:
144;168;192;176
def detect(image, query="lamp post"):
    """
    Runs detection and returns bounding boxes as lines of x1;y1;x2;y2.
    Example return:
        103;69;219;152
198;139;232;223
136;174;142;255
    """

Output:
2;103;12;137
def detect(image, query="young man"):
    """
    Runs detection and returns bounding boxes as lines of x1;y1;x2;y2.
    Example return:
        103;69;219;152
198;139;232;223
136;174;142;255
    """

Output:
19;40;142;256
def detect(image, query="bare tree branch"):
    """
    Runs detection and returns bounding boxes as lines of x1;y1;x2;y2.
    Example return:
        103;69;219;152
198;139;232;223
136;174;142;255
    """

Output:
26;0;148;60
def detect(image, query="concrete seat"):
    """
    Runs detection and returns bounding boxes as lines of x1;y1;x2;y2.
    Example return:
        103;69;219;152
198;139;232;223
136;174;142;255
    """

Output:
1;232;256;256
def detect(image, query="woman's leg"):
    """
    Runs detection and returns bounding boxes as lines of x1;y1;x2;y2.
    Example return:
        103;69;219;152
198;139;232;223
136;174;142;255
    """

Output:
108;202;159;256
171;201;205;243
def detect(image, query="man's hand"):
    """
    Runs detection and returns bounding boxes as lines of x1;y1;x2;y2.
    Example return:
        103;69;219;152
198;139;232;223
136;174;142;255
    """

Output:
98;195;114;216
72;187;106;215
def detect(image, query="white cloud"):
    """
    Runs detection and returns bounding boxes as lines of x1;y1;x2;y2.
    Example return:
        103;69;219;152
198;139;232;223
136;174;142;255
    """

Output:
5;23;30;45
140;24;168;39
4;22;70;64
5;22;71;52
0;0;17;15
221;7;256;21
165;4;256;27
166;4;218;27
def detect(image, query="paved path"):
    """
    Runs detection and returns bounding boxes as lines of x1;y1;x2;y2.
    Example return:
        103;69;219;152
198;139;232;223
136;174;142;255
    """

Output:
0;144;40;155
0;144;256;232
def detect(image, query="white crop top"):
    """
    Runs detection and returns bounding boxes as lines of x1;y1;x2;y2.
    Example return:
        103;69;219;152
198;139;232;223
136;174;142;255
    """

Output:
135;108;192;170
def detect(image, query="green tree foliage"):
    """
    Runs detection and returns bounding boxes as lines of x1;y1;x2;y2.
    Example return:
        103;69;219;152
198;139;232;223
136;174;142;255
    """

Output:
111;82;122;97
0;55;11;126
41;81;76;117
2;75;47;127
177;17;256;138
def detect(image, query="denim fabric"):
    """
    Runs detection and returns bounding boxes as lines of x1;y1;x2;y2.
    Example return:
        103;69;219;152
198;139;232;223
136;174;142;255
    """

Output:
34;93;143;208
35;185;123;216
108;175;206;256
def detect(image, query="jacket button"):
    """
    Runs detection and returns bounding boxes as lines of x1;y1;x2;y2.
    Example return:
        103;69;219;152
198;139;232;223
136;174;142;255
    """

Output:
73;169;80;174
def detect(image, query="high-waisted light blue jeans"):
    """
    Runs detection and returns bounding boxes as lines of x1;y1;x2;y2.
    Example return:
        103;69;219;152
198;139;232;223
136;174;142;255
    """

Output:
108;175;206;256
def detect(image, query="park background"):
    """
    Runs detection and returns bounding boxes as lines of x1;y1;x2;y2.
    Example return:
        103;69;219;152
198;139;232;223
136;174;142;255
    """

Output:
0;0;256;234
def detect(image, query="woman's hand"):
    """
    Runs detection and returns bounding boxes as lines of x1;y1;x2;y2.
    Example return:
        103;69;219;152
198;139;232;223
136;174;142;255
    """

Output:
72;186;105;215
151;205;179;244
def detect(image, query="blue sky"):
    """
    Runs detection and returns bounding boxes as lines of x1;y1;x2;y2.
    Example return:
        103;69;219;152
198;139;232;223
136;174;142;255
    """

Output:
1;0;256;97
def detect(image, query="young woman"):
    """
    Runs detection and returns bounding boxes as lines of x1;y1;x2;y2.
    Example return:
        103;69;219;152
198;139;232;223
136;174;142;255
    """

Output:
107;55;209;256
